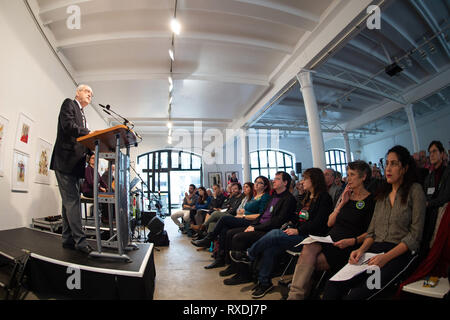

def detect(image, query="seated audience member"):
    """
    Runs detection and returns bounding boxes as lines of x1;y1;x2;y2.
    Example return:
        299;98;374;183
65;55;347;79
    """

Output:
233;182;254;218
220;172;297;286
82;154;107;198
193;183;244;237
192;178;270;269
170;184;198;232
189;187;211;231
231;168;333;297
322;145;426;300
101;163;115;190
287;161;375;300
335;171;344;191
193;184;225;230
236;177;271;220
414;151;430;187
223;183;232;198
420;141;450;257
324;169;342;207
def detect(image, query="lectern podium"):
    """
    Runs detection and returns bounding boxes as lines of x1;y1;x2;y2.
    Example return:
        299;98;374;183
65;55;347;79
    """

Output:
77;125;138;262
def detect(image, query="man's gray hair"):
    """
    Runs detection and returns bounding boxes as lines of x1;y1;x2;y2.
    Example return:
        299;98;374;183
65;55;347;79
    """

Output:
76;84;92;92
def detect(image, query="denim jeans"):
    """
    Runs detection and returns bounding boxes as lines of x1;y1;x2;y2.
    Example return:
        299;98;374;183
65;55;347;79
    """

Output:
247;229;306;285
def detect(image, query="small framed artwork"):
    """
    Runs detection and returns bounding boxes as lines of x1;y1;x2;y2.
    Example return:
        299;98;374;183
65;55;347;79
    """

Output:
208;172;223;188
0;115;9;177
12;150;30;192
34;138;52;185
225;171;240;184
14;112;34;155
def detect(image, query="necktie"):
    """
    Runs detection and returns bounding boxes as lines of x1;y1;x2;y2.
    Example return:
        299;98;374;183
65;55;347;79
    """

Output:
80;108;86;128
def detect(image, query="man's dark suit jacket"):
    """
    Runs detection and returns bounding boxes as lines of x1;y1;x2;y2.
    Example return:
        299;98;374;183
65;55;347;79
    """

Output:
50;98;90;178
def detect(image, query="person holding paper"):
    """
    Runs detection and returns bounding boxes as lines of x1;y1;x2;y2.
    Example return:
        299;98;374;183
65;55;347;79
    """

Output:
287;161;375;300
229;168;332;298
323;145;426;300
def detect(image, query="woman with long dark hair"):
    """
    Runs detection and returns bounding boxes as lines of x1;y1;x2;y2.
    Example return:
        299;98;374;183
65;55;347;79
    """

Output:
230;168;333;298
288;161;375;300
323;145;426;300
189;187;211;231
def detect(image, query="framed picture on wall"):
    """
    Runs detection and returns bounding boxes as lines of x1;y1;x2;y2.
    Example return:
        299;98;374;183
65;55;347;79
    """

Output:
208;172;222;189
0;115;9;177
12;150;30;192
225;171;240;184
34;138;52;185
14;112;34;155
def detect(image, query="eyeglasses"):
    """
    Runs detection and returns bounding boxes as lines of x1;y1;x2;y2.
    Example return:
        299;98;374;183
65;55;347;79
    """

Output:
255;181;265;185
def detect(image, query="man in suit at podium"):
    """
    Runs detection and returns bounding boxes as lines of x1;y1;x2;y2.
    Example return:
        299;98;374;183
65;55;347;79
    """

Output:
50;84;93;254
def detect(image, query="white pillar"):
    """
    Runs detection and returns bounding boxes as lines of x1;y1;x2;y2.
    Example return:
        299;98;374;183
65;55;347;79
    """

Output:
241;128;251;183
343;131;352;163
404;104;420;153
296;71;326;169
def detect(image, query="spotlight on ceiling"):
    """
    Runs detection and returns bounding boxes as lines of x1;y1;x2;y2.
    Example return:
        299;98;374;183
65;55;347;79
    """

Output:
170;18;181;35
385;62;403;77
169;49;175;61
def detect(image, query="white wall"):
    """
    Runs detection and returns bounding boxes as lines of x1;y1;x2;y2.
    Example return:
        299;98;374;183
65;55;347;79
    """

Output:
360;105;450;164
0;0;107;230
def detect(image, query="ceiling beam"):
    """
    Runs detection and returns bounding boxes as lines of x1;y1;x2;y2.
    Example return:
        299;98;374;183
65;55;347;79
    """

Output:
57;31;293;54
344;66;450;131
347;38;421;84
381;14;439;73
409;0;450;58
75;71;270;87
325;58;403;92
314;71;407;104
233;0;388;131
277;97;362;115
38;0;319;31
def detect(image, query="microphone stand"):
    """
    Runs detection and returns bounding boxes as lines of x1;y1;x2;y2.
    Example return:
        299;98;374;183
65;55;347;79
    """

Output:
99;104;143;142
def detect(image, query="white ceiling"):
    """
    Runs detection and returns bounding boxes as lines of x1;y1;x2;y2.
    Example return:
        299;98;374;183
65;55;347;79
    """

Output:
28;0;337;135
26;0;449;143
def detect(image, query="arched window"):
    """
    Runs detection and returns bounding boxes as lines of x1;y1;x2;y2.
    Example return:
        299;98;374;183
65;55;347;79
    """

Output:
325;149;348;177
137;150;202;214
250;149;294;182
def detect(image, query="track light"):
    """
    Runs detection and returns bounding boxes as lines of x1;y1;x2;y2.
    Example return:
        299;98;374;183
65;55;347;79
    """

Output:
170;18;181;35
169;48;174;61
168;76;173;85
167;121;173;129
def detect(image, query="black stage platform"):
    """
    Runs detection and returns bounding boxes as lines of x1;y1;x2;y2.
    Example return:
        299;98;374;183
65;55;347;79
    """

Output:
0;228;155;299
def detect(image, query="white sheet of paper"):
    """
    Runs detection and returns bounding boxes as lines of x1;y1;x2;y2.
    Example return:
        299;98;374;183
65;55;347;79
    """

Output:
329;252;382;282
295;235;334;247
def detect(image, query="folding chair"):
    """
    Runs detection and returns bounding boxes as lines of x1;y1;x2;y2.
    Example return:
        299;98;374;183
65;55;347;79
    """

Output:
278;249;301;286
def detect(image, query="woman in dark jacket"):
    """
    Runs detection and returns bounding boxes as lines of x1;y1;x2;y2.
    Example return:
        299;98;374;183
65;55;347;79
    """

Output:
81;154;107;197
229;169;332;295
288;161;375;300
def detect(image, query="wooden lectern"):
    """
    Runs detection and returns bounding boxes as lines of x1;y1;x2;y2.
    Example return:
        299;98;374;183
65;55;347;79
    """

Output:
77;125;139;262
